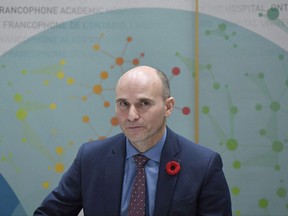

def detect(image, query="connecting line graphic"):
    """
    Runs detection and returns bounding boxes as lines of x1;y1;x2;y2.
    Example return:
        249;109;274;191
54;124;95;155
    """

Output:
205;23;237;48
259;7;288;33
92;33;145;73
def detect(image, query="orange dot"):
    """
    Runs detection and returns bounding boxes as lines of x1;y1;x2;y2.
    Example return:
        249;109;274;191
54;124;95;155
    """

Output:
132;58;139;65
111;117;118;126
99;136;106;140
115;57;124;65
54;163;65;173
100;71;109;79
103;101;110;107
127;36;132;42
82;115;90;123
93;84;102;94
93;43;100;51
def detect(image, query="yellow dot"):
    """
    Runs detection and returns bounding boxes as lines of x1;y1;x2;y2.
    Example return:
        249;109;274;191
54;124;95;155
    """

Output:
55;146;64;155
50;103;57;110
51;128;58;135
54;163;65;173
47;166;51;170
100;71;109;79
57;71;65;79
14;93;23;102
43;80;49;86
16;108;28;121
59;59;66;65
68;141;74;146
67;77;75;85
82;96;87;101
42;181;50;189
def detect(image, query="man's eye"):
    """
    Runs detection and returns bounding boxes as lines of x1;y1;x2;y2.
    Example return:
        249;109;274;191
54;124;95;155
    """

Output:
139;101;149;106
120;101;128;106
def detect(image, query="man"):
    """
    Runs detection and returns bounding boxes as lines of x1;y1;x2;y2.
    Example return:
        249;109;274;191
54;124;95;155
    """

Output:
34;65;232;216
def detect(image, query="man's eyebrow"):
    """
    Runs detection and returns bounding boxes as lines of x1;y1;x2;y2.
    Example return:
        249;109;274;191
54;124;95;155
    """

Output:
115;98;127;103
138;98;153;102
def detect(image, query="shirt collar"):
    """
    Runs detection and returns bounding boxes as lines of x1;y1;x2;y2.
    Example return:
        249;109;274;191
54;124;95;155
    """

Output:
125;128;167;163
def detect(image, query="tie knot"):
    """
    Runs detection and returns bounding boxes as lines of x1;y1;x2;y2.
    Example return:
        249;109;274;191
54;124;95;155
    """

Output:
133;154;149;168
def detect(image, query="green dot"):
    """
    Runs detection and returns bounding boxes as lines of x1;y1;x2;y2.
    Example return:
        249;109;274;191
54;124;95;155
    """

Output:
259;198;269;209
275;164;281;171
233;160;241;169
230;106;238;114
213;82;220;90
1;156;7;162
278;54;284;60
258;73;264;79
267;7;279;20
224;35;229;40
14;93;23;102
270;101;280;112
202;106;210;114
277;187;287;198
21;69;27;75
206;64;212;70
255;104;262;111
259;129;266;136
205;30;211;35
218;23;226;31
232;186;240;196
272;140;284;153
226;138;238;151
16;108;28;121
234;210;241;216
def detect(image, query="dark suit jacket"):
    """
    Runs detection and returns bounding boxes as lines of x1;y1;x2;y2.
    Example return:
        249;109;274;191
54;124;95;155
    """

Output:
34;127;232;216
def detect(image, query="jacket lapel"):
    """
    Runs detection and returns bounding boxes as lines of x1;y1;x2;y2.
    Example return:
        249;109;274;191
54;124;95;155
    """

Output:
153;128;181;216
104;135;126;216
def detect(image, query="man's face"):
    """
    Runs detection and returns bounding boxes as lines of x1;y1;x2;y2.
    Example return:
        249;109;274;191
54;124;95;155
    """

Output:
115;68;173;150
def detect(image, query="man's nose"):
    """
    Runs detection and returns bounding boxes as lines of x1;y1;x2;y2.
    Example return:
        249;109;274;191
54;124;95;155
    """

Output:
128;106;139;121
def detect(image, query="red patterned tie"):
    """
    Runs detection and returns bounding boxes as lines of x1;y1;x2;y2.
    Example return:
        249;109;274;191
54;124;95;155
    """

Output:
128;154;149;216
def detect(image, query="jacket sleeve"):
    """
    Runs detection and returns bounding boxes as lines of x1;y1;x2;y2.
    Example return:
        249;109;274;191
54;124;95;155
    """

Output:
198;152;232;216
33;145;84;216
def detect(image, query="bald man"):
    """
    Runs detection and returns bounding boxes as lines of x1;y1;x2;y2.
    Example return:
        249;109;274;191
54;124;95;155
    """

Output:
34;66;232;216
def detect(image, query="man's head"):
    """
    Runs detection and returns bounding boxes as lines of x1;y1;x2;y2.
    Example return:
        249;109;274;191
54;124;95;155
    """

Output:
115;65;175;152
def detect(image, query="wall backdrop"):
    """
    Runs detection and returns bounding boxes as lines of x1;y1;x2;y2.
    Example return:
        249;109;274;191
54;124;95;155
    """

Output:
0;0;287;215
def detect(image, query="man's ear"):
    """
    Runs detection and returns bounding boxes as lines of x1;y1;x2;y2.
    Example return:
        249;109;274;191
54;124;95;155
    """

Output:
164;97;175;117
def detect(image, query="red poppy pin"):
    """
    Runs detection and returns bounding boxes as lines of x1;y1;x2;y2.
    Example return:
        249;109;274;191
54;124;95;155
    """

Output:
166;161;181;175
